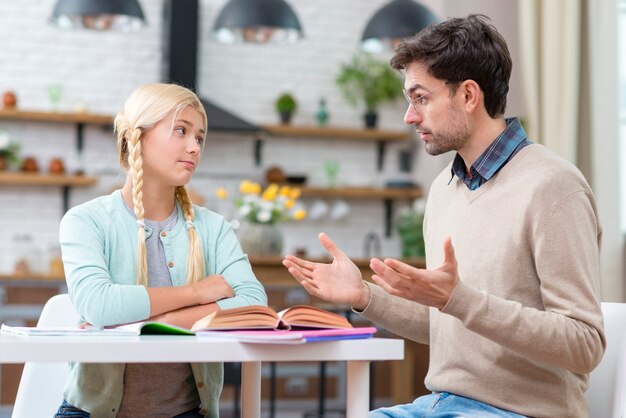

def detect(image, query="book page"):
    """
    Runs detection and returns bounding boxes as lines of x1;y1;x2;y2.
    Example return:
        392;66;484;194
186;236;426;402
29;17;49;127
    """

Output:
0;323;137;336
192;305;281;330
278;305;352;329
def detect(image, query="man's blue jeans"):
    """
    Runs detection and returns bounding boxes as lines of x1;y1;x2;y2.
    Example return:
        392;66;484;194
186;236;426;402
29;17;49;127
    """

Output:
369;392;527;417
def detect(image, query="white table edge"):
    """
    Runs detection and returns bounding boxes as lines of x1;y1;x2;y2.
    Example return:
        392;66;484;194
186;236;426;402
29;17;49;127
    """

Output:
0;336;404;418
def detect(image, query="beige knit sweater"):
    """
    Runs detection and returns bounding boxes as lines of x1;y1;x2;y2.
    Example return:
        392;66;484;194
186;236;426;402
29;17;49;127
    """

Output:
361;144;605;418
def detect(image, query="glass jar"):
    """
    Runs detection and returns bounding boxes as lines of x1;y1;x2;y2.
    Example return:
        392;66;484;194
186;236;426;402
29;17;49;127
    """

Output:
238;222;284;256
48;244;64;277
13;234;43;274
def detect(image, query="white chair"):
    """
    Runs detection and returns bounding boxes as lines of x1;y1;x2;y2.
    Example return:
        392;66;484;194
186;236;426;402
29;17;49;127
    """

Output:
12;294;78;418
587;302;626;418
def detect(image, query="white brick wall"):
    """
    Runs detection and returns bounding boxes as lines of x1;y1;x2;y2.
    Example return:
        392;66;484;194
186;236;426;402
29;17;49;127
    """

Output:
0;0;522;274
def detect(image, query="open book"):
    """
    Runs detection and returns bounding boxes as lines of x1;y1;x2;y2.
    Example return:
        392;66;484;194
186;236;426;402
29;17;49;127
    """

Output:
191;305;352;331
1;305;354;337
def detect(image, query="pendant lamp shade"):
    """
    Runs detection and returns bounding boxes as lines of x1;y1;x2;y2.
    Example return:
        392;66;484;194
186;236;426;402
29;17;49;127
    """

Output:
50;0;146;31
361;0;437;53
213;0;303;44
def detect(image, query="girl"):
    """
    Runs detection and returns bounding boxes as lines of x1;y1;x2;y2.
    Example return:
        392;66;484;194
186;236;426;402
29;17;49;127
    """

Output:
55;83;267;417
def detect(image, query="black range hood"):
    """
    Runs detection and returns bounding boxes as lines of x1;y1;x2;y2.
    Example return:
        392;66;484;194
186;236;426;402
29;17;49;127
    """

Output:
162;0;260;134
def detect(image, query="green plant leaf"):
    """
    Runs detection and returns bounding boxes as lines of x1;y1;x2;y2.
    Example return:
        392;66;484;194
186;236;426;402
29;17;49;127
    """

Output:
335;54;403;112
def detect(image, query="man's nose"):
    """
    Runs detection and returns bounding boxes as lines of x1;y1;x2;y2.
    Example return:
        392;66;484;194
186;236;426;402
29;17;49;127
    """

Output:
404;104;421;125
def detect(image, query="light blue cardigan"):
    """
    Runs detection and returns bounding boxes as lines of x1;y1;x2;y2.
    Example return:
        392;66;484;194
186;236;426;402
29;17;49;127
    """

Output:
59;190;267;417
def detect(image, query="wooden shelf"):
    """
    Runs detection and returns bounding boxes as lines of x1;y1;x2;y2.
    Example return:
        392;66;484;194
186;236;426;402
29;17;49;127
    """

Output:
257;124;410;171
0;172;97;187
297;186;422;237
249;256;425;268
261;124;410;141
0;108;113;125
0;111;406;140
249;256;425;287
300;186;422;200
0;273;65;282
0;256;427;285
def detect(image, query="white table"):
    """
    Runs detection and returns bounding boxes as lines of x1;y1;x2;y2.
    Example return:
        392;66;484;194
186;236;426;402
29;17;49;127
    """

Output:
0;335;403;417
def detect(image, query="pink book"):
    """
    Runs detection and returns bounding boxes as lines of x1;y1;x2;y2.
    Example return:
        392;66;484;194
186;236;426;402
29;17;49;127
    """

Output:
195;326;378;344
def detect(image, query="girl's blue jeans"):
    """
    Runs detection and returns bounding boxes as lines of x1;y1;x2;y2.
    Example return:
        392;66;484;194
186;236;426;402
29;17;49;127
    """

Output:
369;392;527;417
54;400;204;417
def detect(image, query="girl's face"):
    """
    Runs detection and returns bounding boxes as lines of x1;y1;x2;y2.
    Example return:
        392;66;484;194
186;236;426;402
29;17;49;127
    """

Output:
139;105;205;187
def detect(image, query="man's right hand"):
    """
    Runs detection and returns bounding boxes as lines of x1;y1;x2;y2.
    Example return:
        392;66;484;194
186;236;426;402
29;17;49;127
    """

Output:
282;233;370;310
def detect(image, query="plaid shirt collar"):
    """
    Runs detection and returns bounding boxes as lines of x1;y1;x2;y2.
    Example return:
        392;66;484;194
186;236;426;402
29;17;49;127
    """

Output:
449;117;530;190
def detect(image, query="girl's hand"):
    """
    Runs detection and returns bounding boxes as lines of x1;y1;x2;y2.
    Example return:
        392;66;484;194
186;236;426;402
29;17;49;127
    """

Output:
192;274;235;305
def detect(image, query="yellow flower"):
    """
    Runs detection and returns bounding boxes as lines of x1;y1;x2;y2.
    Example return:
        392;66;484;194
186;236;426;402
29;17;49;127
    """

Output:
239;180;251;194
231;180;307;224
240;180;261;195
279;185;291;197
250;183;261;194
215;187;228;200
293;209;307;220
289;188;301;200
262;183;279;201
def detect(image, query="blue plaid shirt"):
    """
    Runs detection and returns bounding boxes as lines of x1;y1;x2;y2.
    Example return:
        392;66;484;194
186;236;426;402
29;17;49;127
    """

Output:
449;117;531;190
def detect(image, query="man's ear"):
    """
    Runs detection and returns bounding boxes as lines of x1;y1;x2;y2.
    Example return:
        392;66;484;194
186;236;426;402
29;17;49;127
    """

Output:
460;80;481;113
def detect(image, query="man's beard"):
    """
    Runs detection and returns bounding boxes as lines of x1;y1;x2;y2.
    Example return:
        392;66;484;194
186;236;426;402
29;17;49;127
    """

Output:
422;115;470;156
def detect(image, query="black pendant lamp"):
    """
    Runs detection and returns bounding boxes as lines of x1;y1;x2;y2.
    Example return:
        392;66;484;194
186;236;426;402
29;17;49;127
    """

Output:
213;0;303;44
50;0;146;31
361;0;437;53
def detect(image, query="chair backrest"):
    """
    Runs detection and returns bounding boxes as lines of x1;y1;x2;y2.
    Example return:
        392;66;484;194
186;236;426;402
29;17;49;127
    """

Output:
12;294;79;418
586;302;626;418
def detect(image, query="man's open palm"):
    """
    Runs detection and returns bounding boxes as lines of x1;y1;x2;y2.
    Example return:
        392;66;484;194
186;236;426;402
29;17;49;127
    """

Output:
282;233;368;308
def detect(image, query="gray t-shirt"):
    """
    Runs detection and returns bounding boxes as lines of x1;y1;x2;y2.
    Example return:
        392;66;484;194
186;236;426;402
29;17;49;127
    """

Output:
117;204;200;417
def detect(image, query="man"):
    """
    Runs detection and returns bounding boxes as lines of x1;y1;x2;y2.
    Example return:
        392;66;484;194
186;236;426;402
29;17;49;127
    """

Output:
283;14;604;418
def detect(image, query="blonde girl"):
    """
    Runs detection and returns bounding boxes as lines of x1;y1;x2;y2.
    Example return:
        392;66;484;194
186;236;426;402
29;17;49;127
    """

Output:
56;83;266;418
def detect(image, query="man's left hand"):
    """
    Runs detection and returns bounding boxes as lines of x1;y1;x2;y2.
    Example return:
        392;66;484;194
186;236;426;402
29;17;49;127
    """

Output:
369;236;458;309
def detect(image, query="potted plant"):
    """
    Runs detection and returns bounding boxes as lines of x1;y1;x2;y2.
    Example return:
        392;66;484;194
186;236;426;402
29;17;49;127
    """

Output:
396;198;426;258
275;93;297;124
0;131;21;171
215;181;307;255
336;54;403;128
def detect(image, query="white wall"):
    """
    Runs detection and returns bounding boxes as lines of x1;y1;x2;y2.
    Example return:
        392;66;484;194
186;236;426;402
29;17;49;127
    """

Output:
0;0;524;273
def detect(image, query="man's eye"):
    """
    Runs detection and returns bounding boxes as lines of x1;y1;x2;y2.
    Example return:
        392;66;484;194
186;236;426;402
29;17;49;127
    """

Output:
417;96;427;105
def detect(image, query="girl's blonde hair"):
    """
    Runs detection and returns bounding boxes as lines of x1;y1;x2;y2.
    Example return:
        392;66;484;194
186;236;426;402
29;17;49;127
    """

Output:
114;83;207;287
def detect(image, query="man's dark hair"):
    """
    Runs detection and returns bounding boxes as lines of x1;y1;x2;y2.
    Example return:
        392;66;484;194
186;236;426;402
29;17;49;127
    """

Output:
390;14;512;118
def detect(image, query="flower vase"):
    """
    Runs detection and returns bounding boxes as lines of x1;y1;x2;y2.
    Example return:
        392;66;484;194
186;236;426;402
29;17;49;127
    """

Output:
239;222;284;256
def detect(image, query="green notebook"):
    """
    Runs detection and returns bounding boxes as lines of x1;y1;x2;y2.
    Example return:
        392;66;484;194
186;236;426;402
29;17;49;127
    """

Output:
114;321;195;335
